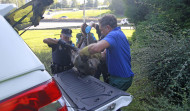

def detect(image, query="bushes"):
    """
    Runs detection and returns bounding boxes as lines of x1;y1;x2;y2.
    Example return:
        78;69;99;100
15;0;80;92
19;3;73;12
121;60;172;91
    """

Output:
126;0;190;105
149;36;190;104
122;0;190;109
143;96;190;111
131;17;190;106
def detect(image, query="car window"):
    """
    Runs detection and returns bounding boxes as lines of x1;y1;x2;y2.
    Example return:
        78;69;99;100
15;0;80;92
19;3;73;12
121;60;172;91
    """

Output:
4;0;53;31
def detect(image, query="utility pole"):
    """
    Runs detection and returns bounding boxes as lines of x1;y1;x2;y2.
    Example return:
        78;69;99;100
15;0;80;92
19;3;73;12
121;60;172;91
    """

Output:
83;0;86;23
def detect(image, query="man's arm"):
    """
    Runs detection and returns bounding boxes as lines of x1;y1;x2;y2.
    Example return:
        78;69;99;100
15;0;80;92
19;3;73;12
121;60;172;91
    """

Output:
43;38;59;45
77;36;85;48
88;40;110;54
85;21;95;34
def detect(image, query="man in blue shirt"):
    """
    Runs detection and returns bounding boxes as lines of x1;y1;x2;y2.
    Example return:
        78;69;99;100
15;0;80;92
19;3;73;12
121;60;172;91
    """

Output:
78;14;134;91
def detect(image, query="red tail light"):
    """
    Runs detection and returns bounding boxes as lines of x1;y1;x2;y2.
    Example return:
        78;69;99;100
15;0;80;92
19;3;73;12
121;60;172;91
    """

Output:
0;79;66;111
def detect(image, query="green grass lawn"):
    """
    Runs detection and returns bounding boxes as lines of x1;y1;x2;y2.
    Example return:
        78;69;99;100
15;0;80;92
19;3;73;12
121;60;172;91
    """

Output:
52;9;111;19
21;29;135;52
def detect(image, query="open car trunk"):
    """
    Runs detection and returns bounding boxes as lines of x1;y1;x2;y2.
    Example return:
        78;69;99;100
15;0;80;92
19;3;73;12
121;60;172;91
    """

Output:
53;68;132;111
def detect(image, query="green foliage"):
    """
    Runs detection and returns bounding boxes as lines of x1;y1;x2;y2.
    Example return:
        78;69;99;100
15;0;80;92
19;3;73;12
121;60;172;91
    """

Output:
123;0;150;25
94;0;98;7
61;0;68;7
86;0;93;7
148;37;190;104
1;0;13;3
109;0;125;15
131;16;190;104
1;0;25;7
71;0;78;8
49;0;68;9
124;0;190;27
131;16;180;46
143;96;190;111
103;0;111;5
124;0;190;106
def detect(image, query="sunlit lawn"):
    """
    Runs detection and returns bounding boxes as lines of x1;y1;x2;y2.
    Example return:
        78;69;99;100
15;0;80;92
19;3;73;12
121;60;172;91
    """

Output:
21;29;135;52
52;9;111;19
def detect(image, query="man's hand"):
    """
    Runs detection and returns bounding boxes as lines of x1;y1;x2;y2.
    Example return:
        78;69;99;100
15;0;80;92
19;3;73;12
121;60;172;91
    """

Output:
89;21;95;27
79;46;90;56
79;46;101;60
58;39;66;46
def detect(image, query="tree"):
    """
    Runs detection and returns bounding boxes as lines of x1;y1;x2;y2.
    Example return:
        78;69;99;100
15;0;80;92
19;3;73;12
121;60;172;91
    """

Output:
123;0;150;25
1;0;14;3
1;0;25;7
1;0;18;5
103;0;110;5
86;0;93;7
71;0;78;8
123;0;190;105
109;0;125;15
94;0;98;7
49;0;57;9
123;0;190;27
61;0;68;8
52;0;68;8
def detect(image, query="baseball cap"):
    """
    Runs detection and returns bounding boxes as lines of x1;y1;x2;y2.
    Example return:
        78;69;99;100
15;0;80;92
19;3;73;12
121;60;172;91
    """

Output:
61;29;72;37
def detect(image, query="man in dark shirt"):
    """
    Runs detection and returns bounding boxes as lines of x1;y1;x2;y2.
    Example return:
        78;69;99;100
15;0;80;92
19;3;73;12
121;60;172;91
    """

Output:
43;28;75;74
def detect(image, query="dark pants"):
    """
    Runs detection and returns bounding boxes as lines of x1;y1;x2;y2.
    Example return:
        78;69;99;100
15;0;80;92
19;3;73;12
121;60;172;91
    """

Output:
109;75;133;91
94;60;109;83
109;75;133;111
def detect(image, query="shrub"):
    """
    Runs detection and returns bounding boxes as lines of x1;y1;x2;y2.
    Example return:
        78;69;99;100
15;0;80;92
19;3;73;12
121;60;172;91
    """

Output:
131;19;190;104
143;96;190;111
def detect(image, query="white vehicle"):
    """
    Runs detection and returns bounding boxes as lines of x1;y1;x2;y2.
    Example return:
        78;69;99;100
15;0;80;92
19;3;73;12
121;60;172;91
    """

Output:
73;8;79;11
0;0;132;111
120;18;130;25
0;0;68;111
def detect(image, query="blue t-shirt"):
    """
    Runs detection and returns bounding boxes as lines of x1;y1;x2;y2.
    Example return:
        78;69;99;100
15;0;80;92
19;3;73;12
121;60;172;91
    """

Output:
103;27;134;78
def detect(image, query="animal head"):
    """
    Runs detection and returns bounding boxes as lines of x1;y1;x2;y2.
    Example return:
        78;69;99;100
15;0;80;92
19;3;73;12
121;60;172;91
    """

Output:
73;54;100;76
